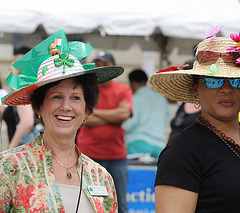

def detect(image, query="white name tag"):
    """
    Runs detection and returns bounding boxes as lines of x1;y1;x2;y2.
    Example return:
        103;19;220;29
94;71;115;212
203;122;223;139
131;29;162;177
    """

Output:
87;186;108;196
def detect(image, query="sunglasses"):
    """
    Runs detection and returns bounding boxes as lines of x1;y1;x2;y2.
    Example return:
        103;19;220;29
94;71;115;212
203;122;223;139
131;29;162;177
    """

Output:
196;51;240;64
198;77;240;89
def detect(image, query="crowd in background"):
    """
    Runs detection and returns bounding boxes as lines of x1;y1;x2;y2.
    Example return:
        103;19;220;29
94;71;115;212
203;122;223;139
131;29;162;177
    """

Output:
0;49;198;156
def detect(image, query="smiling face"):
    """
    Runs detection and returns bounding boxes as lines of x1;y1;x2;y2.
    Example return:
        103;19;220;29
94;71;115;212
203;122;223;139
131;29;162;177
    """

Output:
195;76;240;123
39;78;89;138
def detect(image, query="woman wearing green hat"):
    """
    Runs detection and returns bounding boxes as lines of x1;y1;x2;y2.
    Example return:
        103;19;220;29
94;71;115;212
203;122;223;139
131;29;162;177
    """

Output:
149;27;240;212
0;29;123;213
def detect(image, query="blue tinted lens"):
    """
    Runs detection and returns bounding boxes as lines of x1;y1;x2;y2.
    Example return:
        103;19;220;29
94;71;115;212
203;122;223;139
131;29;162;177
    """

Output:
204;77;224;89
229;79;240;88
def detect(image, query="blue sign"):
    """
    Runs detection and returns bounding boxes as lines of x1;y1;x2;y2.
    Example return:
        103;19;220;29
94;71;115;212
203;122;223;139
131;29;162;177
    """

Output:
127;166;156;213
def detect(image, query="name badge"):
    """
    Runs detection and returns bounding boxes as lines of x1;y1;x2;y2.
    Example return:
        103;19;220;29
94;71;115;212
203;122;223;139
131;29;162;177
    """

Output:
87;186;108;196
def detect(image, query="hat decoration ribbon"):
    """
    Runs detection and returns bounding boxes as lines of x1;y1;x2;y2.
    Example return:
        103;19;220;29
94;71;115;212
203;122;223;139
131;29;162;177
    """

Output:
6;72;37;91
6;29;95;92
156;64;189;73
226;31;240;65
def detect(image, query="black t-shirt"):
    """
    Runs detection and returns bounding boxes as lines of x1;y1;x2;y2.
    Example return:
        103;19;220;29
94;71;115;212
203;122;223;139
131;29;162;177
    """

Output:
155;122;240;213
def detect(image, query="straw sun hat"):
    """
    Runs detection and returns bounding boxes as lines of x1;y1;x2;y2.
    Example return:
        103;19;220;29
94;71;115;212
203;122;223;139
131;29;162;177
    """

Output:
2;29;124;106
149;34;240;104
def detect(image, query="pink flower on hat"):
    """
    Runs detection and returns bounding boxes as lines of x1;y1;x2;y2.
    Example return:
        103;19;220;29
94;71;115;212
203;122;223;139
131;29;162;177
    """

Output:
230;32;240;43
236;57;240;65
226;45;239;52
227;31;240;52
227;31;240;64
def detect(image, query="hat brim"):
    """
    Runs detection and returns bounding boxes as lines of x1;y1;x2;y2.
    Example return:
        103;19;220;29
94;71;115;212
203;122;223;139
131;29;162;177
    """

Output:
149;62;240;104
149;70;197;104
2;66;123;106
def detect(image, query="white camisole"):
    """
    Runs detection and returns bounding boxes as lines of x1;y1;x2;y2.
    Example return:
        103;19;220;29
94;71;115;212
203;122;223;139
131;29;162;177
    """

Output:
58;184;95;213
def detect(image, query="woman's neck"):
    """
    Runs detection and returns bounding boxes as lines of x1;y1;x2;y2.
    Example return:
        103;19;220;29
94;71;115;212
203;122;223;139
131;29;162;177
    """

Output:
42;132;77;158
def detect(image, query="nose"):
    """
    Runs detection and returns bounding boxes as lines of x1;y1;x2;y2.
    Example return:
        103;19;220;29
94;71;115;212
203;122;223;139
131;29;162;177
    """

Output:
220;79;233;94
60;98;72;111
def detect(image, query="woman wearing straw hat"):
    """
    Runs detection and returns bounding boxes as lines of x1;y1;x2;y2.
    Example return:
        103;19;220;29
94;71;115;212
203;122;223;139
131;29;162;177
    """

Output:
0;29;123;213
149;28;240;212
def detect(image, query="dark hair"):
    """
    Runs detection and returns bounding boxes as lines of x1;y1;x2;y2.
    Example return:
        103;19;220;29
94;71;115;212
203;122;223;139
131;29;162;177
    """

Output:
128;69;148;83
191;75;200;87
30;74;99;123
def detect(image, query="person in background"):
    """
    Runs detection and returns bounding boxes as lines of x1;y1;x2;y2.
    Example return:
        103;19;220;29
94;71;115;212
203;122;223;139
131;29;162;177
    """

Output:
168;102;201;140
0;29;123;212
168;62;201;141
122;69;170;158
3;47;39;148
76;50;133;213
149;27;240;212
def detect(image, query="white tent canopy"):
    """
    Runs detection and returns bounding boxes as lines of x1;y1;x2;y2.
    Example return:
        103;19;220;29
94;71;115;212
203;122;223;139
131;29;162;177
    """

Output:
1;0;240;39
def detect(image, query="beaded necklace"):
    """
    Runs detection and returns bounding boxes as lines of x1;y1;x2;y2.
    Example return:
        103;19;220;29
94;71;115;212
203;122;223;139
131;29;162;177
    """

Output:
196;115;240;159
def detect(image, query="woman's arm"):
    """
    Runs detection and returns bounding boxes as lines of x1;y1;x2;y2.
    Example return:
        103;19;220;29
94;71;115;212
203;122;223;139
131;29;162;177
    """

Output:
155;185;198;213
84;114;107;127
0;106;5;121
9;105;34;148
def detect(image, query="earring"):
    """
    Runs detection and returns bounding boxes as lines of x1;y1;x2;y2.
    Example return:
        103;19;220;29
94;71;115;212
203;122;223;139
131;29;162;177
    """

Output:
82;118;87;125
194;99;201;109
38;114;41;119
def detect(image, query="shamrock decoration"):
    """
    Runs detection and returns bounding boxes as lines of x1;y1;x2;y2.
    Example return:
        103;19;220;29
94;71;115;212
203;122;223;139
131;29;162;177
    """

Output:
42;67;48;75
54;52;75;74
209;64;221;74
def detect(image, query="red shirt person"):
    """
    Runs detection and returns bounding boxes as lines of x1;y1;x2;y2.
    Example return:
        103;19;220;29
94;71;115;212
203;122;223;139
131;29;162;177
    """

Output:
76;51;133;213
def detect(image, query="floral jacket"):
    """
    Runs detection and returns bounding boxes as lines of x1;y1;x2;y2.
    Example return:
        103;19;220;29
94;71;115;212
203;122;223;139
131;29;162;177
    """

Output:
0;134;118;213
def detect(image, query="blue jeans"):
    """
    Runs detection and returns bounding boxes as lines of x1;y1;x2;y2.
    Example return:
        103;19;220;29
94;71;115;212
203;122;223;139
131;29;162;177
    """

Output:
94;159;128;213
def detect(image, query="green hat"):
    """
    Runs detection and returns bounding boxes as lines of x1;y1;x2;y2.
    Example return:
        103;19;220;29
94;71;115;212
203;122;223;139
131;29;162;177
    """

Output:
2;29;124;106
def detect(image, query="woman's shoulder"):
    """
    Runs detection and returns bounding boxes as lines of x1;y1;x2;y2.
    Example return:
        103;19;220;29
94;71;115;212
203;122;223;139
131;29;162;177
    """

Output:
0;139;38;161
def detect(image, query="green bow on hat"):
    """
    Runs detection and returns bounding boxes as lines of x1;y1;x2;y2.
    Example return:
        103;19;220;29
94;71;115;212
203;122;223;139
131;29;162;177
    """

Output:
7;29;94;91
